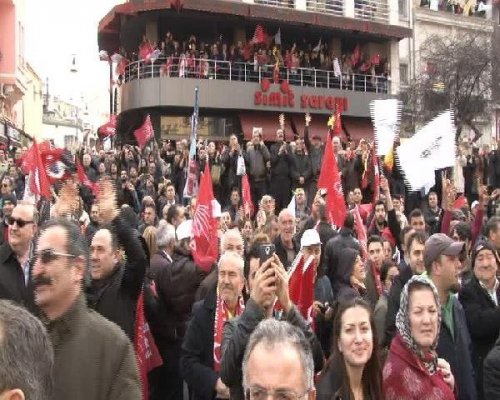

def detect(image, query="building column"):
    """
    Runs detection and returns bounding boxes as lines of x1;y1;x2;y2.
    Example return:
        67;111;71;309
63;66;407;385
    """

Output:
389;40;400;95
344;0;355;18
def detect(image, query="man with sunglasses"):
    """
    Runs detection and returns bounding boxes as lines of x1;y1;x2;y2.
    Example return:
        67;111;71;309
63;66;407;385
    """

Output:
0;194;16;245
0;202;38;313
32;218;141;400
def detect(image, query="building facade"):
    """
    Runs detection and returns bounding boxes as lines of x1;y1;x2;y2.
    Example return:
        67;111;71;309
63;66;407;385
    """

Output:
98;0;411;143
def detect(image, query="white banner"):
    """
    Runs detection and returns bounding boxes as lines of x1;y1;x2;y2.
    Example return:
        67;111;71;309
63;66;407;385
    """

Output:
370;99;402;156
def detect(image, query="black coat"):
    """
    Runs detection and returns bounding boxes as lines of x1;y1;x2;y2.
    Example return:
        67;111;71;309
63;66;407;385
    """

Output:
291;152;312;189
459;276;500;399
436;296;477;400
324;228;360;284
274;234;300;272
0;242;37;314
484;334;500;400
180;291;219;400
86;216;147;340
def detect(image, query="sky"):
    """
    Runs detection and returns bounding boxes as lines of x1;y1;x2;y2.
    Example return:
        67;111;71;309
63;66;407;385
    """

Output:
25;0;122;126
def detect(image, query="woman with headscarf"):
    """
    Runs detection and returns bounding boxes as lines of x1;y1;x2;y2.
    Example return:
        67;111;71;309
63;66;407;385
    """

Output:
383;275;456;399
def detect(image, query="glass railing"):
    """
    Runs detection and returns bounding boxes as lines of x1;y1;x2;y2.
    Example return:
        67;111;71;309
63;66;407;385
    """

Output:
122;57;391;94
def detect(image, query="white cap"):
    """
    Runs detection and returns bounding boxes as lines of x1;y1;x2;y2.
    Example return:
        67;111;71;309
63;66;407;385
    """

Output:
471;200;479;209
300;229;322;248
176;220;193;241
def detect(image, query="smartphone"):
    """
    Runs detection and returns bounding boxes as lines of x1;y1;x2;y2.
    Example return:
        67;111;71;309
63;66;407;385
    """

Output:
259;244;276;266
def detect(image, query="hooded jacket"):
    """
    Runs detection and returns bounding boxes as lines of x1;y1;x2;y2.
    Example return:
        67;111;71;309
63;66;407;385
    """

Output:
332;248;364;303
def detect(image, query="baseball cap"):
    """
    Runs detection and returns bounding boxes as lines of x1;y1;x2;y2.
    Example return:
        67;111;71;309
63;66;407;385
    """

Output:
176;220;192;241
301;229;322;248
471;200;479;209
424;233;465;269
2;194;17;207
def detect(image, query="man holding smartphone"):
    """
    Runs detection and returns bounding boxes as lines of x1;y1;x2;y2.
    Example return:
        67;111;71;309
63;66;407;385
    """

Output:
220;242;324;400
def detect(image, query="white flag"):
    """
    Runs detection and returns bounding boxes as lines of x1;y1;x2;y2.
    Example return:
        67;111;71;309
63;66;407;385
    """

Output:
333;58;342;78
370;99;402;156
287;194;296;221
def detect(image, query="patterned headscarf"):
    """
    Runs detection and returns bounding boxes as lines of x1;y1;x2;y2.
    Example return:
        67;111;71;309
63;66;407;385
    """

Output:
396;275;442;374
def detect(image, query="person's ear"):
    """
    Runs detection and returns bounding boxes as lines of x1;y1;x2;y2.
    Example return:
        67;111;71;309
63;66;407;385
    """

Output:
0;388;26;400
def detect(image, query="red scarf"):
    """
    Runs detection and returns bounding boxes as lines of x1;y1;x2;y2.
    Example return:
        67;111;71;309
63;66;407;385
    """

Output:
213;294;245;372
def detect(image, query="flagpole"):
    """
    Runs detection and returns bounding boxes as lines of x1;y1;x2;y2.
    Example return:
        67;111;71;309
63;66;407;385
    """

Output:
183;87;200;204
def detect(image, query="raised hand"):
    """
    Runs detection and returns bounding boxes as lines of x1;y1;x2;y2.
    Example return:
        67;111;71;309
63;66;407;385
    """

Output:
305;113;311;127
53;180;79;218
279;113;285;130
97;178;119;225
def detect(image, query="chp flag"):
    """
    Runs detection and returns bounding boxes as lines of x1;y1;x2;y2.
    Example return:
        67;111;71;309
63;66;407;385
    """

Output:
288;253;316;325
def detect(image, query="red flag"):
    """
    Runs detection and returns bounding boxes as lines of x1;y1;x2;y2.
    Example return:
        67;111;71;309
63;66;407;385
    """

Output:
115;57;129;76
352;206;368;261
371;54;381;66
453;195;467;210
351;44;361;67
318;133;347;228
288;254;316;325
242;174;254;218
139;41;154;61
40;148;72;184
134;115;154;149
251;25;266;45
192;163;219;272
76;160;98;196
334;111;342;137
358;203;373;224
134;290;163;400
21;140;51;199
98;115;117;138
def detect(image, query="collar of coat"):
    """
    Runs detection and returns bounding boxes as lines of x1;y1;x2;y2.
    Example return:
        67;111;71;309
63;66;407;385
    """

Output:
44;295;87;344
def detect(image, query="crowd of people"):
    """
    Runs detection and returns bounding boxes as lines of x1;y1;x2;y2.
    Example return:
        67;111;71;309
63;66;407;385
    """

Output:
0;114;499;400
122;31;389;92
420;0;491;17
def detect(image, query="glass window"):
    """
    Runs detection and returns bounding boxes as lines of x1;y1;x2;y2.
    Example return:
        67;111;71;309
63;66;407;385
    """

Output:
160;116;233;139
400;64;408;85
399;0;408;18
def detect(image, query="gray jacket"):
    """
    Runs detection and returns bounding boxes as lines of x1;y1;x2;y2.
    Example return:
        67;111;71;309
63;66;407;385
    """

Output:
245;144;270;182
220;298;324;400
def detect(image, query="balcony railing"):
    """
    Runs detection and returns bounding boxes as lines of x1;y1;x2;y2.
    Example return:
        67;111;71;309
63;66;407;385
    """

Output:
306;0;344;17
354;0;390;24
254;0;296;7
123;58;390;94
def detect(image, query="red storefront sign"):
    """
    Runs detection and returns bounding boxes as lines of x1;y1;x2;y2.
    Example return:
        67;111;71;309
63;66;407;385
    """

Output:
254;78;348;112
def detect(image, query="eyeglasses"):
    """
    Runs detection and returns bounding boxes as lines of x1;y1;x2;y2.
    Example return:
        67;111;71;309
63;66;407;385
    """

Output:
32;249;76;265
6;216;33;228
245;387;310;400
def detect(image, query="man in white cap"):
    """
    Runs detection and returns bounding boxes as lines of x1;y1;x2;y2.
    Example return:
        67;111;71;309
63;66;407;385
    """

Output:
151;219;208;400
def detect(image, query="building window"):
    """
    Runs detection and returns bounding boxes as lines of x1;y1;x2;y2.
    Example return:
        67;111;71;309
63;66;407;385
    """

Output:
400;64;408;85
399;0;408;18
160;115;233;139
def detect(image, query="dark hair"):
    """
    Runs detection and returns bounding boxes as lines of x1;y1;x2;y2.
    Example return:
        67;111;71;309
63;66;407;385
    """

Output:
343;213;355;231
374;200;386;212
120;206;139;230
244;234;270;280
409;208;424;222
367;235;384;249
400;226;415;247
96;224;120;251
485;216;500;239
407;231;428;254
326;298;383;399
0;300;54;400
166;204;182;225
451;222;472;242
380;260;396;282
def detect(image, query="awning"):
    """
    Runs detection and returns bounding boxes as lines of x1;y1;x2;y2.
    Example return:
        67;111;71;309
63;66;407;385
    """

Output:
240;112;295;142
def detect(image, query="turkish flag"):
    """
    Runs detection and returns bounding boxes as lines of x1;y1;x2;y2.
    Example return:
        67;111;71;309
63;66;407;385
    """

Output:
288;254;316;326
192;163;219;272
318;133;347;228
98;115;117;138
139;41;154;61
21;140;51;199
134;290;162;400
242;174;254;218
134;115;154;149
76;160;98;196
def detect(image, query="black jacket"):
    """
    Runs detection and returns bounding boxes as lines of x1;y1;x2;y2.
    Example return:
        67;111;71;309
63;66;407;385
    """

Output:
220;298;324;400
324;229;360;285
180;291;219;400
270;142;293;178
384;261;413;347
291;152;312;189
484;334;500;400
274;234;300;271
332;248;363;303
86;216;147;340
459;276;500;399
436;296;477;400
0;242;37;314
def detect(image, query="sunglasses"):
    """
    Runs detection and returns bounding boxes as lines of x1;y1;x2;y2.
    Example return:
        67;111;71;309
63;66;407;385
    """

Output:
32;249;76;265
6;216;33;228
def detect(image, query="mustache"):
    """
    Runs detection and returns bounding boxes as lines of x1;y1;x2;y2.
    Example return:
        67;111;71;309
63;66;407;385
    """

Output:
220;284;234;291
33;275;53;287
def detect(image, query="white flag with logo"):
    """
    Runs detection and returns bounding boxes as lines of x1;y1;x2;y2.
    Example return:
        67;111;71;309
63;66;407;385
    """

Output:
370;99;402;156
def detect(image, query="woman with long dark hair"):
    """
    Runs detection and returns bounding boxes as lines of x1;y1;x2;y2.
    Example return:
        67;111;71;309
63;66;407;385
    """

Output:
316;298;383;400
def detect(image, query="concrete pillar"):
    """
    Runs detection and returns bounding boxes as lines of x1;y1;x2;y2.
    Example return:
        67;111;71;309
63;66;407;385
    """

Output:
329;37;342;57
146;20;158;45
296;0;307;11
344;0;355;18
389;40;400;95
234;27;247;45
389;0;399;25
